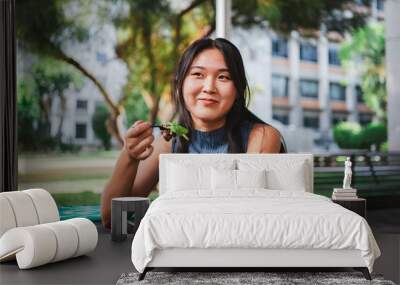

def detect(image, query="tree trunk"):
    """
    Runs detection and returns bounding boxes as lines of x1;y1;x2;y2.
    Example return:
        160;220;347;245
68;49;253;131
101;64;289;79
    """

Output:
51;46;124;146
143;22;159;125
56;92;66;140
149;95;161;124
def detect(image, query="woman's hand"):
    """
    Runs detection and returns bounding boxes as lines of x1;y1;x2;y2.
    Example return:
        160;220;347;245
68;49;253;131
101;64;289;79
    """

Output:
124;120;154;161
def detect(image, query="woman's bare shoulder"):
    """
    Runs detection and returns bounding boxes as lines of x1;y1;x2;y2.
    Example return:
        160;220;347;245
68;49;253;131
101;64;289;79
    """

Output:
247;123;281;153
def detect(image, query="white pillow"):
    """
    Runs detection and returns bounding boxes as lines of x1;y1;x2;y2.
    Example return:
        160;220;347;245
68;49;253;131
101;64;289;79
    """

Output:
237;159;307;191
236;169;267;189
211;168;267;190
211;168;236;190
166;160;235;192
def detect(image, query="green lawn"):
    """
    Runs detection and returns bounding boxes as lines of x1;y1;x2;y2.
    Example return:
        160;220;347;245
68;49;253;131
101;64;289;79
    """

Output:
52;191;101;206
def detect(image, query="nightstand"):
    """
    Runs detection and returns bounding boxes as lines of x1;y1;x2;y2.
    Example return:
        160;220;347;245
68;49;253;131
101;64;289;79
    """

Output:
332;198;367;218
111;197;150;242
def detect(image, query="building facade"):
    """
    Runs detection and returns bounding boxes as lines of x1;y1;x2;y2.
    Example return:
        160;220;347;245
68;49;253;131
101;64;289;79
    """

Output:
232;0;384;150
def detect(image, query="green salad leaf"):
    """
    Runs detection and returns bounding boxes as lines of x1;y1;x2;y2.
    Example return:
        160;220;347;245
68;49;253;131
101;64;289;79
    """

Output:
165;121;189;140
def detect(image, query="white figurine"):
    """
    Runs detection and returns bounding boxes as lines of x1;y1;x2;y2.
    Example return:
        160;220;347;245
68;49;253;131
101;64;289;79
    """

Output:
342;157;352;189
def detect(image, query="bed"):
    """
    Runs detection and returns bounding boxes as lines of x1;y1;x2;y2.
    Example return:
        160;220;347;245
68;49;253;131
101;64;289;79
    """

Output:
131;154;381;281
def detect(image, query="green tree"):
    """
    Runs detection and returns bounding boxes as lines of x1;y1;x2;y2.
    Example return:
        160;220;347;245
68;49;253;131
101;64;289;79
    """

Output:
92;104;112;150
358;122;387;149
124;89;149;127
339;23;386;121
17;79;40;150
333;121;387;150
333;122;362;149
17;58;82;151
232;0;370;34
16;0;125;145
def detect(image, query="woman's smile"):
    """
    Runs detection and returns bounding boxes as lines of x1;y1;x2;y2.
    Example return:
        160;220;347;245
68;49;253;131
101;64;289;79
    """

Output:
197;97;219;105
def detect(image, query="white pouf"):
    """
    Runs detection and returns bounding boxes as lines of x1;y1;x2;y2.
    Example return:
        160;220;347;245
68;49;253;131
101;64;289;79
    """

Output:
0;196;17;237
0;189;98;269
0;218;98;269
24;188;60;224
0;189;60;237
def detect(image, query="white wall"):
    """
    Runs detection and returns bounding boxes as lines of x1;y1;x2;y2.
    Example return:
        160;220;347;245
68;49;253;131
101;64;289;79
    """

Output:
385;0;400;151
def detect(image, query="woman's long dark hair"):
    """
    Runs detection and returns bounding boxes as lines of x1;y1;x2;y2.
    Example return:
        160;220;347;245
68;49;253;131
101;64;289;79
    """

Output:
172;37;286;153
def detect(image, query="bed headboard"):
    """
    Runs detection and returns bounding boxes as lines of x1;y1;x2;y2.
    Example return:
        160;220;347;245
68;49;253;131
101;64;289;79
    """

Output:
159;153;314;195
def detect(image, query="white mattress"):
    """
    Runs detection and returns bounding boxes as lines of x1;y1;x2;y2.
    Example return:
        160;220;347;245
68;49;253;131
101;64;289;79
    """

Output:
131;190;380;273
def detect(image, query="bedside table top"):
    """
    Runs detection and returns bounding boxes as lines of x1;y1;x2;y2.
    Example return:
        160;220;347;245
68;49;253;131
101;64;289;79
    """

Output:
112;197;149;202
332;197;366;202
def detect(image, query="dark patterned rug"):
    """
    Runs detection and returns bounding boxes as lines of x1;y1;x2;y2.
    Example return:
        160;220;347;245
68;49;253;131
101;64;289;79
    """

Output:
116;271;396;285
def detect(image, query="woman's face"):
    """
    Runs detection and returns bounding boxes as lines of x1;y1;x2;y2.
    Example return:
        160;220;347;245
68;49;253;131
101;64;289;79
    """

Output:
182;48;237;127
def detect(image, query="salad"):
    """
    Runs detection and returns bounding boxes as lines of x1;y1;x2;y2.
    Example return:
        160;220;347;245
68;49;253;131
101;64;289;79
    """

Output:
152;121;189;141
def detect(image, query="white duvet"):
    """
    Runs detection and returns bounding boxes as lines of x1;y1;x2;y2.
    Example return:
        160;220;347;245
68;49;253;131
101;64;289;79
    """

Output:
131;189;380;273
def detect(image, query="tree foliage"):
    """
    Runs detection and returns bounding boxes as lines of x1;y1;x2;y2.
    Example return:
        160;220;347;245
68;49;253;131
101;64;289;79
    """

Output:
123;89;149;127
339;23;386;121
17;57;82;151
16;0;125;146
16;0;89;55
333;122;362;149
92;104;112;150
233;0;371;34
333;121;387;150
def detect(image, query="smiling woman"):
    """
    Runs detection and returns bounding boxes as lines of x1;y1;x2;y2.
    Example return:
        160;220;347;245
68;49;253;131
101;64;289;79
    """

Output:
171;38;285;154
101;38;286;228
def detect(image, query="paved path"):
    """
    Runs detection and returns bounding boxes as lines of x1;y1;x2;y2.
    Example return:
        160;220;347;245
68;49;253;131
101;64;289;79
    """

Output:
18;154;119;194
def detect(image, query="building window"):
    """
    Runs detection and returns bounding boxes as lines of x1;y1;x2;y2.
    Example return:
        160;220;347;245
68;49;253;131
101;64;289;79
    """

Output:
272;37;288;58
303;112;320;129
356;85;364;103
328;47;341;66
273;113;289;125
329;83;346;101
76;99;88;111
359;114;373;126
271;75;288;97
75;123;87;139
300;79;319;98
300;42;318;62
332;112;348;126
376;0;384;11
